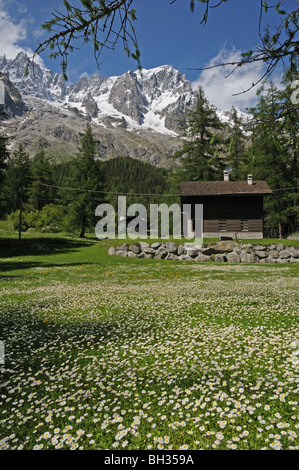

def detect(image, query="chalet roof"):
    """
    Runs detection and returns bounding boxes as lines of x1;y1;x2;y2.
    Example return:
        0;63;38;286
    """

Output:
180;180;273;196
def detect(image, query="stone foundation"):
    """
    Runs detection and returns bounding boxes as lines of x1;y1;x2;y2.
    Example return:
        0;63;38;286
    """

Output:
108;241;299;263
203;232;264;239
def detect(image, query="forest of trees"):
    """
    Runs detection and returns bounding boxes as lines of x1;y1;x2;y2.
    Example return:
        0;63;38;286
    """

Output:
0;0;297;239
0;69;298;238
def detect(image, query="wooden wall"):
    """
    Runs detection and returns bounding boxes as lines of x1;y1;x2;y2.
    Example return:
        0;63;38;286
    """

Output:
181;195;264;233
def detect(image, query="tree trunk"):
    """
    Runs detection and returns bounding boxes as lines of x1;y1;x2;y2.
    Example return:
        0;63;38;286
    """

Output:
79;226;85;238
278;223;282;240
18;183;23;242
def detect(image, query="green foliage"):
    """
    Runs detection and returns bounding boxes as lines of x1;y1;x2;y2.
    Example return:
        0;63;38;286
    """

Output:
8;204;67;232
36;0;140;81
29;150;56;211
0;134;10;218
246;77;299;234
2;144;31;214
67;123;102;237
175;85;226;181
226;107;248;180
0;135;9;182
99;156;170;207
0;64;298;238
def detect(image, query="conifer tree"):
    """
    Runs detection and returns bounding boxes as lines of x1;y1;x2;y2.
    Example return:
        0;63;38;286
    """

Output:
226;107;248;180
0;134;10;218
3;144;31;214
247;82;296;235
68;123;101;238
277;64;299;234
175;85;225;181
29;150;55;211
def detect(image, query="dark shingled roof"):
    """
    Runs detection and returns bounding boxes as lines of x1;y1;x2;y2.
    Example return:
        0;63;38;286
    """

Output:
180;180;273;196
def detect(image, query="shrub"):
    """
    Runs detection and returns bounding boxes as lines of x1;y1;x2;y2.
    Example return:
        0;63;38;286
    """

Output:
8;204;67;232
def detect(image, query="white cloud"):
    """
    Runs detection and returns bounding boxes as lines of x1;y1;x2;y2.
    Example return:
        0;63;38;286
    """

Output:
0;1;45;66
191;46;270;111
0;1;28;58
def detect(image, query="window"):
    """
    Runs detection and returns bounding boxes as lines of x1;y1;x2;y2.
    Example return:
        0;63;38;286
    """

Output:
219;220;226;231
241;219;249;231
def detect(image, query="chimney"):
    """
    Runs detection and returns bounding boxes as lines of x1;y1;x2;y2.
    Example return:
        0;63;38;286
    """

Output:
248;174;253;185
223;170;229;182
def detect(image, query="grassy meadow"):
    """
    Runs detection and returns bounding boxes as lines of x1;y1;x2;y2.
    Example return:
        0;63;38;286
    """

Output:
0;226;298;450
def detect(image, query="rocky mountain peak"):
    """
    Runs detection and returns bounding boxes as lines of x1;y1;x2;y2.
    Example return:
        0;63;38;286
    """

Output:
0;52;249;167
0;71;27;120
0;53;197;133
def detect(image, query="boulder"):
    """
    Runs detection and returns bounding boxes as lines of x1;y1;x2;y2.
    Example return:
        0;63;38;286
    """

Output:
186;249;199;258
151;242;162;249
215;254;227;262
279;249;292;259
256;250;268;259
194;254;210;262
260;256;277;264
226;252;241;263
290;257;299;263
253;244;267;251
117;243;128;251
177;245;185;256
292;249;299;259
129;244;140;254
155;247;168;259
208;241;237;254
241;244;253;253
240;252;255;263
108;246;116;256
142;247;156;255
277;243;284;251
140;241;150;250
127;251;137;258
166;253;178;261
268;250;279;259
201;247;214;256
178;254;194;261
166;242;178;253
116;250;127;257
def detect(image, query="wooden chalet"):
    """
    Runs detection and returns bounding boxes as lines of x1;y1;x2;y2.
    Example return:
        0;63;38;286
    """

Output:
180;172;272;239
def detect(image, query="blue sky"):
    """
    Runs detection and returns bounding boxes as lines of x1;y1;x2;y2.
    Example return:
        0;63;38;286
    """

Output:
0;0;295;109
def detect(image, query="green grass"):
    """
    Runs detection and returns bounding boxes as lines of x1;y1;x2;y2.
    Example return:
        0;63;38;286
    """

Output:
0;229;299;450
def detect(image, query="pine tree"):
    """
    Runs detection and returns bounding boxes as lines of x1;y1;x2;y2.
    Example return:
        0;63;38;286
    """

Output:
175;85;225;181
277;64;299;234
247;82;294;235
68;123;101;238
3;144;31;214
0;134;10;218
226;107;248;180
29;150;55;211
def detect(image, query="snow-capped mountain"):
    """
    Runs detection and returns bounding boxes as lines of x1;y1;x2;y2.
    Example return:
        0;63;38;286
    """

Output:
0;52;249;166
0;52;195;135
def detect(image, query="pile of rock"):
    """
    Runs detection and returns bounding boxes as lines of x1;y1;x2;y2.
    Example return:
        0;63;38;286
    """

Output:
108;240;299;263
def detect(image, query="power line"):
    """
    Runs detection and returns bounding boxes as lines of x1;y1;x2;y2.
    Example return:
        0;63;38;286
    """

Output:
34;182;180;197
271;186;299;192
33;181;298;196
